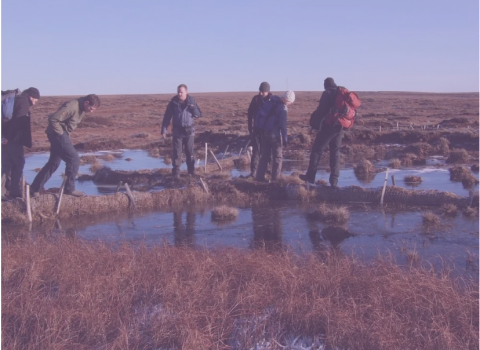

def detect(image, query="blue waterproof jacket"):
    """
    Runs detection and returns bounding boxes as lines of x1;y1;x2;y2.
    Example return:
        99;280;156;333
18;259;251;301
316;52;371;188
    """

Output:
161;95;202;137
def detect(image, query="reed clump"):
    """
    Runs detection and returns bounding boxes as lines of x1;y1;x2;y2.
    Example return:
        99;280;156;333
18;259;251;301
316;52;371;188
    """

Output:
309;203;350;225
404;175;423;184
211;205;239;221
388;158;402;168
422;211;441;227
446;149;469;164
2;238;477;350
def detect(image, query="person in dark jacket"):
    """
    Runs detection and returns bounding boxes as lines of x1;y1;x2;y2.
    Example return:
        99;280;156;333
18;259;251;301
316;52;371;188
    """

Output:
30;94;101;198
1;87;40;199
299;77;342;187
247;82;272;178
256;90;295;182
161;84;202;178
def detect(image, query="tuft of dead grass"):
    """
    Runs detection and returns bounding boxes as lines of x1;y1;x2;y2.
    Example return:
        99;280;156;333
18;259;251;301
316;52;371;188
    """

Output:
89;161;103;173
463;206;479;218
447;149;469;164
388;158;402;168
404;175;423;184
449;166;479;189
79;155;98;165
309;203;350;225
422;211;441;227
1;238;477;350
211;205;239;221
441;203;458;217
354;159;375;176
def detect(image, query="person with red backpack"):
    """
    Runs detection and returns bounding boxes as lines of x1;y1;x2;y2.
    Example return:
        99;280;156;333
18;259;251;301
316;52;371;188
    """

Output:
299;77;356;187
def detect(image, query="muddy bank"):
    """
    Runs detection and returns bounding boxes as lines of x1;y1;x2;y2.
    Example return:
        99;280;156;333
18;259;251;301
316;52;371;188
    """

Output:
2;172;477;224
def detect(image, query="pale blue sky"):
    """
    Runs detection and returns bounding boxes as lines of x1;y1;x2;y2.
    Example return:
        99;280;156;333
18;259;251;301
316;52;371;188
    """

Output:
1;0;478;95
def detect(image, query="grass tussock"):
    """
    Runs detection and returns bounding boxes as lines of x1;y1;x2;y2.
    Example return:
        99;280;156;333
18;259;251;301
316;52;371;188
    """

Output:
89;161;103;173
449;166;479;189
463;206;479;218
79;155;98;165
2;239;478;350
422;211;441;227
354;159;375;176
441;203;458;217
99;153;115;162
404;175;423;184
309;203;350;225
388;158;402;168
211;205;239;221
446;149;469;164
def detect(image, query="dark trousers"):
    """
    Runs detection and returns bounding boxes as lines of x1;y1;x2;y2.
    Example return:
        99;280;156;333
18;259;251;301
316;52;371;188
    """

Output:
305;123;343;186
1;141;25;197
172;135;195;175
256;135;283;181
31;132;80;193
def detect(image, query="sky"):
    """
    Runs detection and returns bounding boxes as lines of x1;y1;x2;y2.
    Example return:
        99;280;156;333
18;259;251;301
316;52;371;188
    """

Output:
1;0;479;96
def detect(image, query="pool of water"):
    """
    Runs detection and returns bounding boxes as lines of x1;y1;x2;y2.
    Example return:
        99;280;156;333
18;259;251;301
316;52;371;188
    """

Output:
4;201;478;276
24;150;478;196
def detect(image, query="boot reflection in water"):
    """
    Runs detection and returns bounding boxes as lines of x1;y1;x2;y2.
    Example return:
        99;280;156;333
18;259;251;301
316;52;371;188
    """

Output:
250;206;284;252
173;211;196;247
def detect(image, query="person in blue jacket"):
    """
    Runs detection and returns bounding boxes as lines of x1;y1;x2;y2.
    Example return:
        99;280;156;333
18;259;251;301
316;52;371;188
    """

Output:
161;84;202;178
255;90;295;182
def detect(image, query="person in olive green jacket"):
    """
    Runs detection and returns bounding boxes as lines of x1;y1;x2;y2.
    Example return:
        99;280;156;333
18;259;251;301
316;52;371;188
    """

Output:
30;94;101;197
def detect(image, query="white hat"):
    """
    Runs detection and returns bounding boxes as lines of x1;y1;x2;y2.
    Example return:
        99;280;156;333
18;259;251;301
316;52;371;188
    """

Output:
283;90;295;103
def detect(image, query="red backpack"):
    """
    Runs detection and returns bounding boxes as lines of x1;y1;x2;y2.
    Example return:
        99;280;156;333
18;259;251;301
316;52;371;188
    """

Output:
324;87;361;129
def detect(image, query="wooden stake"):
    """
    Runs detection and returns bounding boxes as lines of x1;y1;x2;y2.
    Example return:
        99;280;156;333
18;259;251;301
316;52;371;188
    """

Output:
199;177;209;194
115;181;123;194
204;143;208;173
469;189;475;207
21;175;25;200
221;145;229;160
239;147;243;157
380;168;389;206
209;149;222;170
124;183;136;209
56;176;67;215
25;184;32;222
391;175;396;186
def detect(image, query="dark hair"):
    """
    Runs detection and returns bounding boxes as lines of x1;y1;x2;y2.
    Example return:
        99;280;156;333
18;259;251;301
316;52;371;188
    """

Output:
177;84;188;91
84;94;101;107
24;87;40;99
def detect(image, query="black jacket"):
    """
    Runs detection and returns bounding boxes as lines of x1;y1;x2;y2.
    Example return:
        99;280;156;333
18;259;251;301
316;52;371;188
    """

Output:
161;95;202;137
316;84;338;121
2;92;32;147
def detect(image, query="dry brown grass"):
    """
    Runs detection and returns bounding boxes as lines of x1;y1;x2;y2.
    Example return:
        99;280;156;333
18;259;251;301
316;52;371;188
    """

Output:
388;158;402;168
441;203;458;217
447;149;469;164
309;203;350;225
404;175;423;184
2;238;478;350
354;159;375;176
463;206;479;218
422;211;441;227
89;161;103;173
211;205;239;221
79;155;98;165
449;166;479;190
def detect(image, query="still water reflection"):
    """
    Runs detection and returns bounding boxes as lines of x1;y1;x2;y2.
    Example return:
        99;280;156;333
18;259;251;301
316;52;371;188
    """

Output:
3;202;478;276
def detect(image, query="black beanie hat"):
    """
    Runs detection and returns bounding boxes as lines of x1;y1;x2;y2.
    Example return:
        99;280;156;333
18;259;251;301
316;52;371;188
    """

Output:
324;77;335;89
259;82;270;92
25;87;40;99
